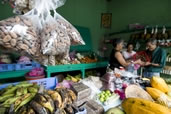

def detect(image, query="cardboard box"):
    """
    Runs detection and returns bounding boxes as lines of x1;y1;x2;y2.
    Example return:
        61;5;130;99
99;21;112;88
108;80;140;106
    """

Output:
85;100;104;114
71;82;91;101
0;77;58;90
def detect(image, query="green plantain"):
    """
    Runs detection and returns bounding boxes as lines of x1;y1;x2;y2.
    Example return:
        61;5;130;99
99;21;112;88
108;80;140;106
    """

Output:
28;86;38;93
16;87;27;96
14;93;31;109
0;96;20;107
15;93;36;112
2;86;18;95
15;82;33;88
0;84;13;95
0;94;14;102
16;87;23;96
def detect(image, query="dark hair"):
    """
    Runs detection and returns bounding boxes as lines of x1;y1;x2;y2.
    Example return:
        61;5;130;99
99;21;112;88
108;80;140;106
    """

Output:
146;38;157;45
126;43;134;48
112;39;124;48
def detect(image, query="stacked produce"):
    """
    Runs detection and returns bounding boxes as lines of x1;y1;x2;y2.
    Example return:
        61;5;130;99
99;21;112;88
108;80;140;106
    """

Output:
65;74;81;82
0;82;39;113
97;90;120;106
121;76;171;114
0;81;77;114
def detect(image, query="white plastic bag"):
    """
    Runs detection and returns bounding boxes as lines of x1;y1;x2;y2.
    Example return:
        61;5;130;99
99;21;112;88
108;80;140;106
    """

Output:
0;16;40;56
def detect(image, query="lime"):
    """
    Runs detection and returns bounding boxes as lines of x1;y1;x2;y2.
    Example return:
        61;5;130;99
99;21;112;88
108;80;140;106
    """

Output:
106;90;111;94
100;98;104;102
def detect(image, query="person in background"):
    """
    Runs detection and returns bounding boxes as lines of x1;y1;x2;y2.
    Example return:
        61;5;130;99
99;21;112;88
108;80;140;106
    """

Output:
109;39;140;70
122;43;137;73
122;43;136;61
143;38;166;78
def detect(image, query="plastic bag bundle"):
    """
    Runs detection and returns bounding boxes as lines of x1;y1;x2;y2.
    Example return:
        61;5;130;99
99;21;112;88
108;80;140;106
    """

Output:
41;22;70;56
101;71;116;91
56;17;85;45
0;16;40;56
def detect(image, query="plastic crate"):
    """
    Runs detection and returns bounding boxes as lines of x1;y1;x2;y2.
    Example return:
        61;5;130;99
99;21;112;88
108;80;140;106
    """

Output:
0;64;15;72
0;77;58;90
15;62;41;71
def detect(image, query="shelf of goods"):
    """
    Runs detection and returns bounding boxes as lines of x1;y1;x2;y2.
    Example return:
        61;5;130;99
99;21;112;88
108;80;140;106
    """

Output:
44;26;108;78
161;51;171;79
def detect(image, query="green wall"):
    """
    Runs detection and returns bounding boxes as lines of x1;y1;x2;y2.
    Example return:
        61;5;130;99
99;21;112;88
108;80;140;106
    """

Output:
0;0;171;53
0;3;14;20
107;0;171;33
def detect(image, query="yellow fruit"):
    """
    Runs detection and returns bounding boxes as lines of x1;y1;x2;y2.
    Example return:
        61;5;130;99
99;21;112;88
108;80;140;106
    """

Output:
151;76;169;93
146;87;171;108
146;87;163;100
122;98;171;114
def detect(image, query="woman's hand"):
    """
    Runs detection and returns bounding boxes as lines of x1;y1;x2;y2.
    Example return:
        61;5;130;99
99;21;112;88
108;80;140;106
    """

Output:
133;59;142;64
144;62;151;66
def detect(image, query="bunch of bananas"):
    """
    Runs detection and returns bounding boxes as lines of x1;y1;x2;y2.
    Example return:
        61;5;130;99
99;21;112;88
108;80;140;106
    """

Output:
0;82;39;113
16;86;77;114
65;74;81;82
0;82;77;114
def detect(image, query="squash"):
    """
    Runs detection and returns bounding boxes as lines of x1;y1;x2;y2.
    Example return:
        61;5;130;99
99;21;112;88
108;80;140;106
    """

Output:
122;98;171;114
146;87;171;107
151;76;169;93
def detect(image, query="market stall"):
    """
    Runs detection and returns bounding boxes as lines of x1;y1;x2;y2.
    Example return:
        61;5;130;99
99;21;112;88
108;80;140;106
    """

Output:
1;0;171;114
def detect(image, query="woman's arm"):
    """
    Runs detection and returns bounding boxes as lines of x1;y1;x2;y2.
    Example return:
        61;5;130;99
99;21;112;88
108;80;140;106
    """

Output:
115;52;130;67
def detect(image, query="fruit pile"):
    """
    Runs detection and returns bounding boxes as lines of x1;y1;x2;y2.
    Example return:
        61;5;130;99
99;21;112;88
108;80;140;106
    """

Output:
98;90;119;105
122;76;171;114
65;74;81;82
0;82;77;114
0;82;39;113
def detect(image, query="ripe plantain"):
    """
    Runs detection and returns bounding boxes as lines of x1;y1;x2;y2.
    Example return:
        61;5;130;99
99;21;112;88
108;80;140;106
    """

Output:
17;105;27;114
64;105;74;114
27;106;36;114
47;90;62;109
56;89;69;109
66;89;76;103
30;100;49;114
34;93;54;113
15;93;36;112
